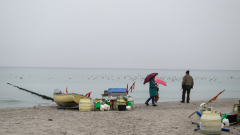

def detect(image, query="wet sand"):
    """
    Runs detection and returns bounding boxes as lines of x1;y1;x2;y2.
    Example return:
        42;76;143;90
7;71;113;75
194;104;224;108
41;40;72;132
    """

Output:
0;99;239;135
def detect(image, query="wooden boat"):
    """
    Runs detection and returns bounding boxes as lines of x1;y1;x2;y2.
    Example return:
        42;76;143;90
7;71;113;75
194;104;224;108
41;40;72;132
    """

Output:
53;89;91;108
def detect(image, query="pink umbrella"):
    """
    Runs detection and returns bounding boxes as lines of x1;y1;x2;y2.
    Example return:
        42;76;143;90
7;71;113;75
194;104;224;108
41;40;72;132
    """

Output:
155;79;167;86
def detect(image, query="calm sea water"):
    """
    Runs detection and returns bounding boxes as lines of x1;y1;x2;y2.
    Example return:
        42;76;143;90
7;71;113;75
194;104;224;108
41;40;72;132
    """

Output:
0;67;240;108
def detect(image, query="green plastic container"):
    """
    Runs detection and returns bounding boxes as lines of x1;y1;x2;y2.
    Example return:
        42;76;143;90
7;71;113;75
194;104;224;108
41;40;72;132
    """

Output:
127;101;132;107
221;114;227;119
106;100;111;106
95;102;100;109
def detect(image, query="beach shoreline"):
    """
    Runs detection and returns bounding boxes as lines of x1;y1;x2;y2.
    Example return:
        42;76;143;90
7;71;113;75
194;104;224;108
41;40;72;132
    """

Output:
0;98;239;135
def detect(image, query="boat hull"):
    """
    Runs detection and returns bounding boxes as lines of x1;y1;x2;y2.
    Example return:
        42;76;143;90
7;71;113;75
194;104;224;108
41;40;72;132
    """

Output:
53;93;91;108
55;101;79;108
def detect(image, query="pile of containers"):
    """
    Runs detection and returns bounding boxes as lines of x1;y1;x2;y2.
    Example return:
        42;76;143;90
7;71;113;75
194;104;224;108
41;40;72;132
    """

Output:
93;98;106;111
221;103;239;124
194;100;240;134
106;88;133;111
78;88;135;111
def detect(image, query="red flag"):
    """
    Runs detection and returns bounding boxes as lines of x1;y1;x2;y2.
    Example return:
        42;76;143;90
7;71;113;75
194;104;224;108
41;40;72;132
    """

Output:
126;84;128;94
130;86;133;93
66;87;68;93
85;92;92;97
208;90;225;103
133;82;135;89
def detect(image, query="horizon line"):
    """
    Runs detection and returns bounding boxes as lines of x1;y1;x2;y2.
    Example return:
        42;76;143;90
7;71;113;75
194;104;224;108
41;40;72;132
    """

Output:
0;66;238;71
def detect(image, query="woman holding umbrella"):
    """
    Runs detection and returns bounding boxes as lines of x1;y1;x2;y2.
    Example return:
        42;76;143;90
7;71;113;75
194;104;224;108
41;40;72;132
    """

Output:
144;73;158;106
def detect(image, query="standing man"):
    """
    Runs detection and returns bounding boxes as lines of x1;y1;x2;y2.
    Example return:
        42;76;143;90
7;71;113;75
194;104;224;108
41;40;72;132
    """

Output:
181;70;194;103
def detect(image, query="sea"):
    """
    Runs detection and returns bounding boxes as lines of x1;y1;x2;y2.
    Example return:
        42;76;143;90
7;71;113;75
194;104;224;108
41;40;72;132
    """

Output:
0;67;240;108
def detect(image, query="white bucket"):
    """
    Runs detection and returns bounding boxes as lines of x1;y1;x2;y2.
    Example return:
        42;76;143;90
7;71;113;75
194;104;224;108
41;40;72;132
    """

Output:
126;106;131;111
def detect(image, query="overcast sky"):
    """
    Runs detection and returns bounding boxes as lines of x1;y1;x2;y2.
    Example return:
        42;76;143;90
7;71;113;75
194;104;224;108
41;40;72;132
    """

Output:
0;0;239;70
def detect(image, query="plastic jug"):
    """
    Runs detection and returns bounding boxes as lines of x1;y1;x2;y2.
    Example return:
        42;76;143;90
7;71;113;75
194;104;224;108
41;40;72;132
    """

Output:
94;98;102;111
116;96;126;110
233;104;239;112
222;119;229;126
79;98;91;112
95;102;100;109
200;111;222;135
127;101;132;107
106;100;111;106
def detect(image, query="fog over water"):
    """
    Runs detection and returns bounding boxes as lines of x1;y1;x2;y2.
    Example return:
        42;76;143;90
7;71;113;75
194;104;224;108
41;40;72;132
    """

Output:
0;0;240;70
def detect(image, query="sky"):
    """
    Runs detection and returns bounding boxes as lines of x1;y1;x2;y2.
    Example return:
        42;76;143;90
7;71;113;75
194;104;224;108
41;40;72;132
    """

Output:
0;0;239;70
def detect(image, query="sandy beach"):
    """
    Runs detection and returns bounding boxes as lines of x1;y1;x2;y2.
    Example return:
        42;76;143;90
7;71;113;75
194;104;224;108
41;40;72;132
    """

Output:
0;99;239;135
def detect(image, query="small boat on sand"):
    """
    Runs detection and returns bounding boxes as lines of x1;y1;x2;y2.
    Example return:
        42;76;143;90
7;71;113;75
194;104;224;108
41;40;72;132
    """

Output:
53;89;91;108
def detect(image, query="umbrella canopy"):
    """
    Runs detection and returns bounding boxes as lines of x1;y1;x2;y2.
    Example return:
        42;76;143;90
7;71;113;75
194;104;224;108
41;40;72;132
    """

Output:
143;73;158;84
155;79;167;86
